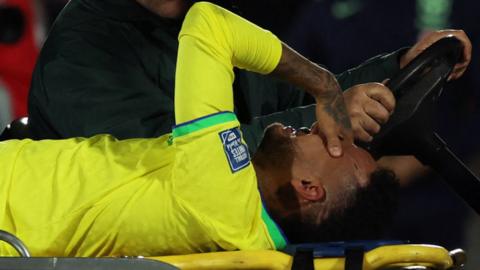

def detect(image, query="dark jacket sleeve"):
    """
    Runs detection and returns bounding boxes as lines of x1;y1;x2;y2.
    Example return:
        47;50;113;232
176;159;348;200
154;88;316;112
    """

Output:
336;48;408;89
28;20;177;139
240;48;407;153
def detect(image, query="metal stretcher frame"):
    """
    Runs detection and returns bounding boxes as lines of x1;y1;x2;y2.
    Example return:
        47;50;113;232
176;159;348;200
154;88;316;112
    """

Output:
151;245;453;270
0;244;455;270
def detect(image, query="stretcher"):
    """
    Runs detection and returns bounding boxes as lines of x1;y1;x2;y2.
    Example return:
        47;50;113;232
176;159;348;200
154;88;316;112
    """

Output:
0;230;467;270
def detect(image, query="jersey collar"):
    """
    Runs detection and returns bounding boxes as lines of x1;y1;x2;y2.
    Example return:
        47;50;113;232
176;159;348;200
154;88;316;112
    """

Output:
260;202;289;250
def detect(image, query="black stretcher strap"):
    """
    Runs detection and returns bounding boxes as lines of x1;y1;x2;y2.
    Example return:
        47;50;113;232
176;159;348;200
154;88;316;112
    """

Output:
345;247;365;270
291;248;314;270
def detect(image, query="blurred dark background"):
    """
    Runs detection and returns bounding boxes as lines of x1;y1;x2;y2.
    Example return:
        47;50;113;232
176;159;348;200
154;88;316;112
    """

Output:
0;0;478;268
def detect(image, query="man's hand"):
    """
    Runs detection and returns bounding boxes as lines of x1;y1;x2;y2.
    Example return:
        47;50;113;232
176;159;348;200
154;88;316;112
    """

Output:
343;83;395;142
400;29;472;80
272;43;352;157
314;90;353;157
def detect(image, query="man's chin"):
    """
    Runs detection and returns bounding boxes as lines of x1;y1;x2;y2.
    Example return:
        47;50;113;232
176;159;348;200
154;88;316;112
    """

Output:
258;123;288;149
254;123;295;168
265;122;284;133
263;123;292;140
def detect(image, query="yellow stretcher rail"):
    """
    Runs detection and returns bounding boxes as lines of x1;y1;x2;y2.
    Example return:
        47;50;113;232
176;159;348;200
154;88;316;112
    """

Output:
151;244;453;270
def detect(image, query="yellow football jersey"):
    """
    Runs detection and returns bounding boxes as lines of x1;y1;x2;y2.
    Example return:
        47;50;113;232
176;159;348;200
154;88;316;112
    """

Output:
0;114;286;257
0;1;287;257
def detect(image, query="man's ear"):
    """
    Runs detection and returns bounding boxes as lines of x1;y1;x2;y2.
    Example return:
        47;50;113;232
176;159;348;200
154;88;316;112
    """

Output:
291;179;326;202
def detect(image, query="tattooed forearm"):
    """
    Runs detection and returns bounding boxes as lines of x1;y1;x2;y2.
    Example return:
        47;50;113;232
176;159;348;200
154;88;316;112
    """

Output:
272;43;341;95
316;91;352;130
271;43;352;130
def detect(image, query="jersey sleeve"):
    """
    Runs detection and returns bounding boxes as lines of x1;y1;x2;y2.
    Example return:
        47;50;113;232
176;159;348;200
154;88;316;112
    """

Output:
175;2;283;124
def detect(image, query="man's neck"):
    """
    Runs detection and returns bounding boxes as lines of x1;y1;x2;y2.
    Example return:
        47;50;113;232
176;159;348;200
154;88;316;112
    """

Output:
135;0;190;18
254;163;290;217
254;164;271;199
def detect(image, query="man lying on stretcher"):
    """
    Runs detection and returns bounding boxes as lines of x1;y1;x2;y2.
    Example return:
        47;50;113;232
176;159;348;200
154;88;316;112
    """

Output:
0;2;469;257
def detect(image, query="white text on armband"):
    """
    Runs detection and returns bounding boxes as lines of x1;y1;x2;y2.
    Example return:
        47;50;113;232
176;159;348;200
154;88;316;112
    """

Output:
219;127;250;173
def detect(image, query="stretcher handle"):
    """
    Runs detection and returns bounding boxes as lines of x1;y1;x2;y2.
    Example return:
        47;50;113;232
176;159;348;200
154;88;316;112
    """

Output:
0;230;30;257
417;133;480;215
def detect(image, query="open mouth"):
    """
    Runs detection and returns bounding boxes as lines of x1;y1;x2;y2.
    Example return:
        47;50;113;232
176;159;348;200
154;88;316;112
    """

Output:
282;126;311;137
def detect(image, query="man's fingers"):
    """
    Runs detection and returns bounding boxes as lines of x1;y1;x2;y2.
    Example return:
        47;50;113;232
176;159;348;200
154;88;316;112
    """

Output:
343;82;394;142
314;120;344;157
313;121;344;157
438;30;472;68
366;83;395;113
351;112;379;142
353;126;373;142
448;30;471;80
402;29;472;76
448;62;469;80
363;99;391;124
325;134;343;157
452;29;472;64
360;115;381;134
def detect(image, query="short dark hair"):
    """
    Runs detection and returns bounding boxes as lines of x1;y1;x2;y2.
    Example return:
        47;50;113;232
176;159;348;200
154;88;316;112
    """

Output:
279;169;399;243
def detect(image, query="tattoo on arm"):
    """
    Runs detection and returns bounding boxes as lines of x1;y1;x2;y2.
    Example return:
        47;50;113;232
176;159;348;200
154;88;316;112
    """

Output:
316;91;352;130
271;43;352;130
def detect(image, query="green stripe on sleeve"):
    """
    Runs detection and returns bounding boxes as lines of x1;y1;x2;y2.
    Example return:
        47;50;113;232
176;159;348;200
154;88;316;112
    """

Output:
261;206;287;250
173;112;237;138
